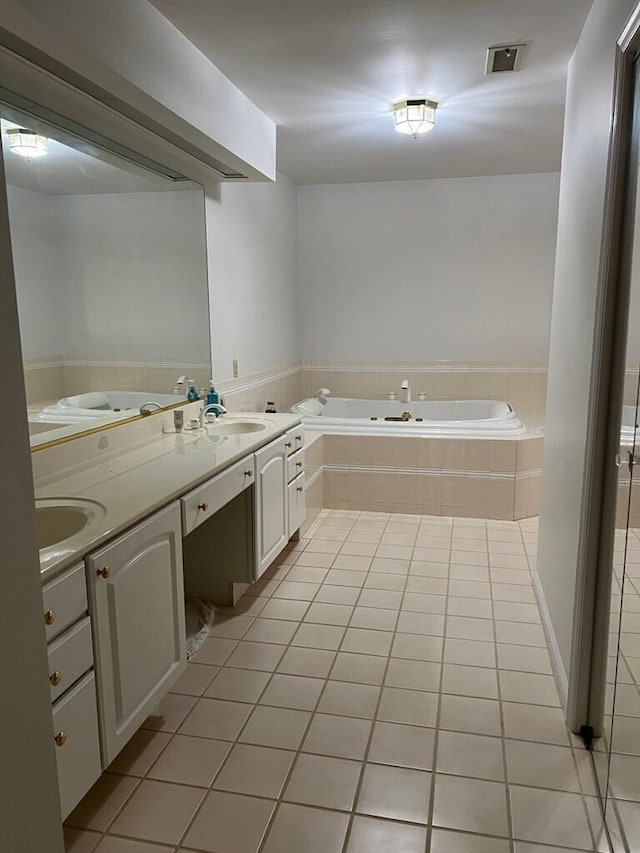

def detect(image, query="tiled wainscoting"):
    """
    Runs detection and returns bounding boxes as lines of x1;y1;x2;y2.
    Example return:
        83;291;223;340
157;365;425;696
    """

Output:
23;360;211;406
24;359;548;429
219;364;302;415
309;433;542;522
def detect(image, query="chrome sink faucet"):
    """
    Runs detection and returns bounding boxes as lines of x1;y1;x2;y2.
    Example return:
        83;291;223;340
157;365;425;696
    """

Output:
400;379;411;403
199;402;228;427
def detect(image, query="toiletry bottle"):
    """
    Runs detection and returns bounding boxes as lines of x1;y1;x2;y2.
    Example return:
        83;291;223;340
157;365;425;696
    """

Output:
187;384;199;401
206;380;219;407
265;401;277;413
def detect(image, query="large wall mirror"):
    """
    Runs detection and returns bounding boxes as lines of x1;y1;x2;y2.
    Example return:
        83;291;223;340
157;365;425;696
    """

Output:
0;103;210;449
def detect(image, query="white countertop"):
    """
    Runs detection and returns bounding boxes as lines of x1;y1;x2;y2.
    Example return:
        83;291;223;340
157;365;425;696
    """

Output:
38;412;302;582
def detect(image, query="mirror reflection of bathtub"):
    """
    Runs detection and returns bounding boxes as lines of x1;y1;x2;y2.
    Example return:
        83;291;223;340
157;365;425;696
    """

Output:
28;391;187;446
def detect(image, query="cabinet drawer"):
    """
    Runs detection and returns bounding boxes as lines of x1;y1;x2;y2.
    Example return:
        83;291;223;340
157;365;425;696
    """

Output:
47;617;94;703
182;455;256;535
285;425;304;456
52;671;102;820
42;563;88;642
287;449;305;484
288;471;306;537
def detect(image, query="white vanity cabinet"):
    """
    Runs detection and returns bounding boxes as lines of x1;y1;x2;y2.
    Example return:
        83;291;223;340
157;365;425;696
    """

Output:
254;434;289;578
285;427;306;539
42;563;101;819
86;502;186;766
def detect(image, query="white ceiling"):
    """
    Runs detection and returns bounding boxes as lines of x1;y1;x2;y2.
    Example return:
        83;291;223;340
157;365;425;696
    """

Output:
151;0;593;185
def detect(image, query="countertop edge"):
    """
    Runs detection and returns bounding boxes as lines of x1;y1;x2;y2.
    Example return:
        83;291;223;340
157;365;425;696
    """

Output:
39;414;302;584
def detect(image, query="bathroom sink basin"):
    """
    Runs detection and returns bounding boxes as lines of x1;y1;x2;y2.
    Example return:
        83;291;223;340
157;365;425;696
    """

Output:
36;498;106;551
207;420;267;435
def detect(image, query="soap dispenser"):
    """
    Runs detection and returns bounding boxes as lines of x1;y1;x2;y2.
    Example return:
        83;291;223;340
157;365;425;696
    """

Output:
187;384;199;402
206;380;219;407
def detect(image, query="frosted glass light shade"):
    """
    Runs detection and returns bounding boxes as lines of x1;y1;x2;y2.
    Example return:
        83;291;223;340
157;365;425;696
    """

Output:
393;99;437;137
6;128;48;158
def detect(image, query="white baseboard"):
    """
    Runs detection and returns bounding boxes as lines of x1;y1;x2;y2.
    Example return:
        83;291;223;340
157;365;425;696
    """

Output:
532;571;569;709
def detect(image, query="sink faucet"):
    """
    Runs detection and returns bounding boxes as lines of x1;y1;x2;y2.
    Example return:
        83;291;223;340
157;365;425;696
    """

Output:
400;379;411;403
199;402;228;427
139;401;163;415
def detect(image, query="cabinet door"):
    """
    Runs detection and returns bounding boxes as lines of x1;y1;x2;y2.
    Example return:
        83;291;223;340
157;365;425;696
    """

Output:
254;435;288;578
86;502;186;766
288;472;306;538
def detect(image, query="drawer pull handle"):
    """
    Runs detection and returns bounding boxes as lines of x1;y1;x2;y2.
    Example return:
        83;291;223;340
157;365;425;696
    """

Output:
296;461;303;468
285;442;292;448
244;470;253;477
198;501;209;512
54;731;67;747
97;566;111;579
44;610;56;626
295;435;303;441
297;486;303;492
49;671;62;687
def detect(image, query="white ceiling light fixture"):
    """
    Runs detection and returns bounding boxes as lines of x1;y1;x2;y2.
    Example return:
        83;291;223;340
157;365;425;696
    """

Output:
393;99;438;138
6;128;48;158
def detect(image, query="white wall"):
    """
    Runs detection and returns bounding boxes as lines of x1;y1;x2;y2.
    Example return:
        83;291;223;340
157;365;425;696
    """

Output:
8;186;65;362
207;173;299;381
8;186;209;368
537;0;638;695
297;173;560;362
57;190;209;365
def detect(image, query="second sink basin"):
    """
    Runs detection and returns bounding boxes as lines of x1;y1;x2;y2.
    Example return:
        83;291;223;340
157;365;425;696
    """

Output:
207;419;267;435
36;498;106;551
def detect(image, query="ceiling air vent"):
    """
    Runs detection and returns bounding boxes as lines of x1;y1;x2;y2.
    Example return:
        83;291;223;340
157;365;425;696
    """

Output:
485;44;527;74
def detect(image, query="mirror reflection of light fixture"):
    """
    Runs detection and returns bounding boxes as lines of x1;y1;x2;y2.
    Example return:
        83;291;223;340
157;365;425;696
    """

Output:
393;99;438;138
6;128;48;158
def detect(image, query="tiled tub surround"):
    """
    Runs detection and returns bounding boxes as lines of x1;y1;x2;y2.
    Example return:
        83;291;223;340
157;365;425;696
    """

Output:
64;509;607;853
23;360;211;408
323;433;543;521
300;362;548;428
25;359;544;431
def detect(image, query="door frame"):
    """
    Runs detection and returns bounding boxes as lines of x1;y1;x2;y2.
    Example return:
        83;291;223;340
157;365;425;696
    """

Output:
569;3;640;736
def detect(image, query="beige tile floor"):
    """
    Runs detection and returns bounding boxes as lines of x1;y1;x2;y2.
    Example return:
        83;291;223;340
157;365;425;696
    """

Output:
64;509;610;853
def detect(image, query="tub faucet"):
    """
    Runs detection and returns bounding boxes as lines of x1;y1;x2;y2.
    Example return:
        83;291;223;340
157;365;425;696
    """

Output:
400;379;411;403
174;375;194;396
139;401;163;415
199;402;228;427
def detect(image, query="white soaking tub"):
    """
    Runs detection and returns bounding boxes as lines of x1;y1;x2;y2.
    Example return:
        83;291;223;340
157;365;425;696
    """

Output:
291;397;526;438
37;391;181;423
